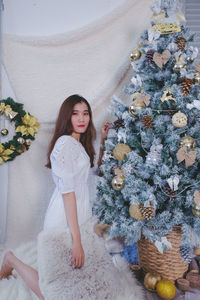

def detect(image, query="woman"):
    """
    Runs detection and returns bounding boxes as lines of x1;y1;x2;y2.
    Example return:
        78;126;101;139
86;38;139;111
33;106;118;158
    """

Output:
0;94;124;299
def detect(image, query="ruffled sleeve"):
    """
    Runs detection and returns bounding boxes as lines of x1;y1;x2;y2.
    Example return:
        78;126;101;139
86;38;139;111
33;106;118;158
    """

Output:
50;136;77;194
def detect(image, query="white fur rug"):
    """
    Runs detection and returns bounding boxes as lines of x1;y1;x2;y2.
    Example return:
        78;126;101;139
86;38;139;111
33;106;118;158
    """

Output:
0;220;145;300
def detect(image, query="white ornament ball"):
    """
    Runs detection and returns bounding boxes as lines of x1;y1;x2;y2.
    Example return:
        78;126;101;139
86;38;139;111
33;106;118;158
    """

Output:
172;111;187;128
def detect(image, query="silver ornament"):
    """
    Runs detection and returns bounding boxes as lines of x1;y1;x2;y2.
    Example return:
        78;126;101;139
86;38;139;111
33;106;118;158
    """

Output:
1;128;9;136
111;175;125;191
25;139;32;146
17;137;25;144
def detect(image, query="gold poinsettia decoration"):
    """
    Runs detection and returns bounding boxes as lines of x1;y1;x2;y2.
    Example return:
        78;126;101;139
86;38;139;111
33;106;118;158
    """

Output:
0;103;12;116
16;113;40;136
0;143;14;165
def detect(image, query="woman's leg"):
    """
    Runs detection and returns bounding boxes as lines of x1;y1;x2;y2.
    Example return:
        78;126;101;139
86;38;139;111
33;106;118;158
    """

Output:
0;251;44;300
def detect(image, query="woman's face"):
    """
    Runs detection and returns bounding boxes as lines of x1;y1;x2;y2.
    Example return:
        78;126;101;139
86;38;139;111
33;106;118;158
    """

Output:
71;102;90;134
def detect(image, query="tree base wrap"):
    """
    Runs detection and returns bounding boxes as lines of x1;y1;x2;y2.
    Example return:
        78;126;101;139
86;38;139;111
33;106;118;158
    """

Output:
137;226;188;282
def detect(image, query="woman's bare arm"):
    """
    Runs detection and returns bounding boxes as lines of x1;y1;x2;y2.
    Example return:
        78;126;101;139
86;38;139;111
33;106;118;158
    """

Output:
63;192;84;268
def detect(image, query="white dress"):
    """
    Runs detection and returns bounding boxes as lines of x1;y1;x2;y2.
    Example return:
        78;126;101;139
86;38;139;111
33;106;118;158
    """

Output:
43;135;92;232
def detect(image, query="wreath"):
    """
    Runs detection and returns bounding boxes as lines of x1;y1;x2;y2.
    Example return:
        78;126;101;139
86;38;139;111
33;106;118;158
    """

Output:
0;97;40;165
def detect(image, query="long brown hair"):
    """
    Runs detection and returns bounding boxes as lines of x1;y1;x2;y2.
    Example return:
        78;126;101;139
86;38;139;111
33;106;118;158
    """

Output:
46;95;96;168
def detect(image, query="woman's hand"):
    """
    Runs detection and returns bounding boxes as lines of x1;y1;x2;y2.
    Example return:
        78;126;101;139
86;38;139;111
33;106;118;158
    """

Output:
70;241;85;268
100;121;111;143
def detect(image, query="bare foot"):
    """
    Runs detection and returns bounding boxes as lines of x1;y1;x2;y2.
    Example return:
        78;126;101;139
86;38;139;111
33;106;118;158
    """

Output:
0;251;14;279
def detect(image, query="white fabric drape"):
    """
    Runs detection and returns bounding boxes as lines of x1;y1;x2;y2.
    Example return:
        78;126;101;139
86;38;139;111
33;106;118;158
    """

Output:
1;0;153;247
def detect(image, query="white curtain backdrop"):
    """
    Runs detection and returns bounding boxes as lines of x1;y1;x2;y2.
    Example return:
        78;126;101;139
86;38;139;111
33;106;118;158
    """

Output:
1;0;154;247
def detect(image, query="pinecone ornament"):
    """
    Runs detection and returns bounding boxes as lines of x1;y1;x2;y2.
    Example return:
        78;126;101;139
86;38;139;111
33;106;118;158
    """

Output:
181;78;193;96
114;119;125;132
164;183;177;200
176;37;186;51
180;245;194;264
142;115;152;129
140;205;155;220
146;50;155;64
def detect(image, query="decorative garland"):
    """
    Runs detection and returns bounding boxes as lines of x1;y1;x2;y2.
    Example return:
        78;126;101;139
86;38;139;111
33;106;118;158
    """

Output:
0;97;40;165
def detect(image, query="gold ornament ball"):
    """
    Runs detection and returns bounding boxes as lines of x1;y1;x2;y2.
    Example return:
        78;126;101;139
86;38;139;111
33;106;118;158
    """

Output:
172;111;187;128
173;61;185;73
113;143;131;161
25;139;32;146
129;100;146;116
129;204;144;220
111;175;125;191
17;137;25;144
192;203;200;218
194;72;200;85
1;128;9;136
156;279;176;300
144;272;162;292
179;135;196;149
130;49;141;62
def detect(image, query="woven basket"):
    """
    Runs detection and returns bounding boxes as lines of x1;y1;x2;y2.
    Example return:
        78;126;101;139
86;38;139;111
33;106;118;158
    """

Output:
137;226;188;281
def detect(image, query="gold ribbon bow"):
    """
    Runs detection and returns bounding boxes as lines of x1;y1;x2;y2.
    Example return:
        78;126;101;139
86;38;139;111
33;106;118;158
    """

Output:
135;93;151;106
16;113;40;136
153;50;171;68
0;103;12;116
176;146;196;168
0;143;14;165
194;190;200;206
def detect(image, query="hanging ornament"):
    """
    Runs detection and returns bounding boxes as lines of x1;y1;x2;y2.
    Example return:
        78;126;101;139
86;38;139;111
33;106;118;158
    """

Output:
156;279;176;300
141;115;152;129
144;272;162;292
153;50;171;69
192;203;200;218
140;205;155;220
194;72;200;85
130;49;141;62
7;110;18;121
181;78;193;96
25;139;32;146
194;190;200;206
176;146;196;168
113;143;131;161
176;37;186;51
17;137;25;144
1;128;9;136
129;204;144;220
179;135;196;149
160;87;176;102
114;119;125;132
180;246;194;264
129;93;151;117
111;175;125;191
172;111;187;128
146;50;155;65
152;23;181;34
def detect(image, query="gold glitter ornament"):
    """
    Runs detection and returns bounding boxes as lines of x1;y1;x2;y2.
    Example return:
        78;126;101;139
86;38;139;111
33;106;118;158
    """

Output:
129;204;144;220
1;128;9;136
194;72;200;85
152;23;181;34
113;143;131;161
130;49;141;61
144;272;162;292
111;175;125;191
172;111;187;128
179;135;196;149
192;203;200;218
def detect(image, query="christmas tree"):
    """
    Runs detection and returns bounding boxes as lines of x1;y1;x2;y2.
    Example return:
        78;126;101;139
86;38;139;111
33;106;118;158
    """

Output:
93;0;200;265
